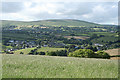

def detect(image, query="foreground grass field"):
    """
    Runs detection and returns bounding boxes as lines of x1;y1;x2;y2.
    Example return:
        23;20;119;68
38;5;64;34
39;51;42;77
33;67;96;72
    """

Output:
2;54;118;78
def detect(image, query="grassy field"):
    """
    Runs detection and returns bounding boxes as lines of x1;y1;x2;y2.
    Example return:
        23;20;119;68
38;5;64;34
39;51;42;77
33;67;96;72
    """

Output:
2;54;118;78
13;47;36;54
91;36;118;44
37;47;65;52
88;32;117;37
12;47;65;54
0;55;2;80
92;28;107;31
64;36;89;40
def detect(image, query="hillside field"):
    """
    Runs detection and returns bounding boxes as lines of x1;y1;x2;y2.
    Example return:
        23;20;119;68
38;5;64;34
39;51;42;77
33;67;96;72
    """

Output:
1;19;101;27
37;47;65;52
2;54;118;78
13;47;36;54
104;48;119;56
12;47;65;54
104;48;120;60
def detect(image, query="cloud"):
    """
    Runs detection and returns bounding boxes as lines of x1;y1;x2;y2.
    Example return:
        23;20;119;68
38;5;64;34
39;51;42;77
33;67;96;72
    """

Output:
2;2;24;13
1;2;118;25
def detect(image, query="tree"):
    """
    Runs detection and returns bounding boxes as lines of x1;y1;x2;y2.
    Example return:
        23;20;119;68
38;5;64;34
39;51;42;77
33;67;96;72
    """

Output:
70;33;75;36
68;49;95;58
95;51;110;59
38;52;45;55
91;34;98;39
85;45;98;52
99;35;105;37
56;50;68;56
46;51;57;56
6;52;14;54
28;48;38;55
20;52;24;54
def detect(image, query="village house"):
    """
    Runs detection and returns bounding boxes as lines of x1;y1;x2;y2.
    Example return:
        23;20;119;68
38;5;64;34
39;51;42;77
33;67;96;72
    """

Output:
94;43;103;47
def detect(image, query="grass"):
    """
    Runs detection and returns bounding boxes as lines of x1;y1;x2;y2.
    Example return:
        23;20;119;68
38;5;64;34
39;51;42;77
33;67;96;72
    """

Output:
64;36;89;40
0;55;2;79
37;47;65;52
92;28;107;31
89;32;117;37
2;54;118;78
2;19;101;27
91;36;118;44
13;47;36;54
13;47;65;54
5;46;13;49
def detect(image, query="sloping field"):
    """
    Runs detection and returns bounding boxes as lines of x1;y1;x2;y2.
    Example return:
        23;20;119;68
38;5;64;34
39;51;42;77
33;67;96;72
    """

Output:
2;54;118;78
104;48;120;60
9;47;65;54
13;47;36;54
37;47;65;52
104;48;119;56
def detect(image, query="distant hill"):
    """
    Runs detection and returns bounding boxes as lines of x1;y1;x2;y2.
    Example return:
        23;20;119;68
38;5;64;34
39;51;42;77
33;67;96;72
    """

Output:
1;19;116;28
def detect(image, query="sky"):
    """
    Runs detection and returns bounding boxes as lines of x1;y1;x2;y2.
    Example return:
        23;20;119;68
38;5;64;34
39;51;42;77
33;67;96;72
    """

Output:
0;1;118;25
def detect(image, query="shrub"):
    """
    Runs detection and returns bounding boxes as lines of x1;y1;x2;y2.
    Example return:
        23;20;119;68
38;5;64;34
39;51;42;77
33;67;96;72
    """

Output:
20;52;24;54
68;49;95;58
28;48;38;55
28;52;33;55
38;52;45;55
56;50;68;56
46;50;68;56
6;52;14;54
95;51;110;59
46;51;57;56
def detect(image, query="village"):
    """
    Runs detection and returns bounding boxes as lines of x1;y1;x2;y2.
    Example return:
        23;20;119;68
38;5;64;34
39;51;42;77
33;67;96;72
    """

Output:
4;39;104;53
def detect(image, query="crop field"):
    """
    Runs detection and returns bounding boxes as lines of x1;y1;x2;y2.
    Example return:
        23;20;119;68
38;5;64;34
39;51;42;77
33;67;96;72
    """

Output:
104;48;119;56
2;54;118;78
37;47;65;52
64;36;89;40
104;48;120;60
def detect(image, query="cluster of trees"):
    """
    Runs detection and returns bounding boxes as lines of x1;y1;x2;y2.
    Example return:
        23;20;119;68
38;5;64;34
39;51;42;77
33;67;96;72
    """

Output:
46;50;68;56
28;48;110;59
28;49;38;55
28;49;68;56
68;49;110;59
6;52;14;54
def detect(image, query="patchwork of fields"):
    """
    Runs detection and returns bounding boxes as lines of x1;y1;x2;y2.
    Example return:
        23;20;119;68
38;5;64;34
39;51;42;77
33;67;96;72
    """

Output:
2;54;118;78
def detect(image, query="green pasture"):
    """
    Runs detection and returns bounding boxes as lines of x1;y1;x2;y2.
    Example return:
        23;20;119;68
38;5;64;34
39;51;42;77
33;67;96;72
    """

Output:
2;54;118;78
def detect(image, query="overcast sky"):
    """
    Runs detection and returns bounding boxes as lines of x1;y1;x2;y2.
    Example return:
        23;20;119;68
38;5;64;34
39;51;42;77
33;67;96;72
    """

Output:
1;1;118;25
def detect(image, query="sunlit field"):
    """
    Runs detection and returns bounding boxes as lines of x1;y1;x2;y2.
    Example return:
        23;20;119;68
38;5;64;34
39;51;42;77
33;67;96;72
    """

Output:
2;54;118;78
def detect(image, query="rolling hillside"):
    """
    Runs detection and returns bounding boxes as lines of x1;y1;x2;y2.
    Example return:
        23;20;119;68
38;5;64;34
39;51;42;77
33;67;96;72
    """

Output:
1;19;116;28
